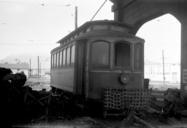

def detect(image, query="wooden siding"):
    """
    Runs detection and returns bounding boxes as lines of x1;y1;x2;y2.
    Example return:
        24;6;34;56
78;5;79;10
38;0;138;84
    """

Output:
88;71;143;99
51;68;74;92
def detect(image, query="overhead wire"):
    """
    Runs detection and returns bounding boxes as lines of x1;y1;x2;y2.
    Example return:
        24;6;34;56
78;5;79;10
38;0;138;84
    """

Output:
0;0;72;7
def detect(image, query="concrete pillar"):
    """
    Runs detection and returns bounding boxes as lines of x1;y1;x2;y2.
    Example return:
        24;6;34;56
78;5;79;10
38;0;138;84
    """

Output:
181;19;187;91
111;1;124;22
111;0;187;92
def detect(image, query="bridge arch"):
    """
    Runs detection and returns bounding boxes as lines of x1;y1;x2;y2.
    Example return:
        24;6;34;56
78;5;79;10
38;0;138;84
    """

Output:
111;0;187;91
136;13;181;90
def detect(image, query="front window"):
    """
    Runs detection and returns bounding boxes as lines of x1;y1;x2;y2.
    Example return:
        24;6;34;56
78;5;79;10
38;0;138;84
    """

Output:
91;41;109;68
115;42;131;68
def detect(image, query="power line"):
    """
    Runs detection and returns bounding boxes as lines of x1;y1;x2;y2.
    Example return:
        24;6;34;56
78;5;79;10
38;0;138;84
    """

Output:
0;0;73;7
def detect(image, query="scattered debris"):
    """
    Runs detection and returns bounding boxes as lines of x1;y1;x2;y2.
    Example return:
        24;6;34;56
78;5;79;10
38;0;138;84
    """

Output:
1;67;187;127
125;111;156;128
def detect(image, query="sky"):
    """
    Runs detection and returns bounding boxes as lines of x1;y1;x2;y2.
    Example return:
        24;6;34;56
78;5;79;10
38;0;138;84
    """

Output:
137;14;181;64
0;0;181;65
0;0;113;59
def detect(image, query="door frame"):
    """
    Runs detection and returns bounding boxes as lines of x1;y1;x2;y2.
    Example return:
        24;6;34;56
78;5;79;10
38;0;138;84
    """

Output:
75;40;87;97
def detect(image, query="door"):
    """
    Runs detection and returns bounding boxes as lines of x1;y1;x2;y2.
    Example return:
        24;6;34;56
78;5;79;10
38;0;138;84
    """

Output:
75;41;86;97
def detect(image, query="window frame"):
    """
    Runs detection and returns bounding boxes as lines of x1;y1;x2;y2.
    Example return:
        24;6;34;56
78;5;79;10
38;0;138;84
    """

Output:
90;40;110;69
59;50;62;67
57;51;60;68
51;54;53;69
54;53;57;68
114;41;132;70
134;43;143;71
66;46;71;66
70;44;75;65
63;48;66;66
61;49;64;67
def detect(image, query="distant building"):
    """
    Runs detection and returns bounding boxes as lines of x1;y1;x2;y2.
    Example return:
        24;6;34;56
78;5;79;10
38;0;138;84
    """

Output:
145;61;180;83
145;60;180;90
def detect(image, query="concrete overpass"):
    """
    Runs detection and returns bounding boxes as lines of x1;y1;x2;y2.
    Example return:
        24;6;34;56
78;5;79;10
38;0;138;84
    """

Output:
110;0;187;91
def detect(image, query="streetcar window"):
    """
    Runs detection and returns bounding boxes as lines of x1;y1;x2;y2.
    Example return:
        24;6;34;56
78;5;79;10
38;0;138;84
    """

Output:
58;52;60;67
91;41;109;68
51;54;53;68
67;47;71;65
63;49;66;66
115;42;130;68
53;54;55;68
55;53;57;68
54;53;56;68
52;54;54;68
56;52;59;68
59;51;62;67
61;51;63;66
71;45;75;64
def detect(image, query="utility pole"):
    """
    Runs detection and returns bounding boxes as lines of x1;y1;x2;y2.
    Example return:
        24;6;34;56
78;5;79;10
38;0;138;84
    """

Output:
75;6;78;30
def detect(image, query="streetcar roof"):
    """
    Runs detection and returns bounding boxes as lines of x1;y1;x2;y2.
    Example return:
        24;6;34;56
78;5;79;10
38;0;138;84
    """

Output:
57;20;133;44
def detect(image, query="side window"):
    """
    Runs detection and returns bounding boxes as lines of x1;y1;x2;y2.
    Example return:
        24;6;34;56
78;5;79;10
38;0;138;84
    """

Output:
115;42;131;68
63;49;66;66
134;43;143;71
57;52;59;68
59;51;62;67
54;53;56;68
71;45;75;64
62;51;64;67
91;41;110;68
67;47;71;65
51;54;53;68
52;53;55;68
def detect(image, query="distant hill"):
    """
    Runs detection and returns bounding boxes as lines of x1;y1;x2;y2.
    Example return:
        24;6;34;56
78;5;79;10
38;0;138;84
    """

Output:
0;53;50;69
0;63;29;70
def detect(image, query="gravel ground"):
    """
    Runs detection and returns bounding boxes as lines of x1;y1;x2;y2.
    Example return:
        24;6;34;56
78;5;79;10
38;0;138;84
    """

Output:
19;76;187;128
11;116;187;128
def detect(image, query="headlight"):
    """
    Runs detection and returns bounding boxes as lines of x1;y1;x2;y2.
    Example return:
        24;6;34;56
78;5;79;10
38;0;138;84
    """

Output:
119;73;129;85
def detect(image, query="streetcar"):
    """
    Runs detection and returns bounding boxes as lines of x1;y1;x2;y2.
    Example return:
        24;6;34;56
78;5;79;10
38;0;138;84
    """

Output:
50;20;145;104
